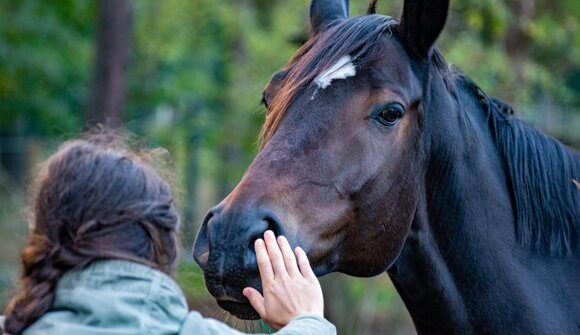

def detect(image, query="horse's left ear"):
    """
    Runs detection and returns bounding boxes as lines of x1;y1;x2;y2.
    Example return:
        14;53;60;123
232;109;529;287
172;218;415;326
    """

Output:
398;0;450;58
310;0;349;36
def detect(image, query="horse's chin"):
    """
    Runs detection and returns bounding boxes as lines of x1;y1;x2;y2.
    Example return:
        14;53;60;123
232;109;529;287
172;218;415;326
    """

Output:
217;300;260;320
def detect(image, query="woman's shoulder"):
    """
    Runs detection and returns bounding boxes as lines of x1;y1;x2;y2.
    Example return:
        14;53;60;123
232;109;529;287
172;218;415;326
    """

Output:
58;259;181;294
23;259;190;335
56;259;188;312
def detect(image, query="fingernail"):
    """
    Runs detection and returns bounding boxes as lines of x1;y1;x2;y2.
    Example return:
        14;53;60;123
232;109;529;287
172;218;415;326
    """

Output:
265;230;274;238
255;239;264;246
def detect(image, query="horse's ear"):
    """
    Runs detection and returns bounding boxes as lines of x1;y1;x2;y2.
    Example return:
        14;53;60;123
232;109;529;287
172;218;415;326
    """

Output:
398;0;449;58
310;0;349;36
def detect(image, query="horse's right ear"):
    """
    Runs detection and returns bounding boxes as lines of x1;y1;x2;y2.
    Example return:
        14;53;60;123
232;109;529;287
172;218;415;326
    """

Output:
310;0;349;36
399;0;449;58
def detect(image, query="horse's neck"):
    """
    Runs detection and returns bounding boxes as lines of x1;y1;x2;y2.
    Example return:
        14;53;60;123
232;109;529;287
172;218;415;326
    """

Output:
389;138;517;334
388;87;580;335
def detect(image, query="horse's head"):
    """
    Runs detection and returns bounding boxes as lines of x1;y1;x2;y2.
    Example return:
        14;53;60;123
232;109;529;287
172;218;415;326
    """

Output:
193;0;449;319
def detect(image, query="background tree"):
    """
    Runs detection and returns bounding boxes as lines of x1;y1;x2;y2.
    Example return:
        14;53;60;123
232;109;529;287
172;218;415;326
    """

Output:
86;0;133;128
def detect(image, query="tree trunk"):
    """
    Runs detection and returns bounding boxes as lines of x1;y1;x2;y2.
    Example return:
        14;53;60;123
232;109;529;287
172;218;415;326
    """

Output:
86;0;133;129
503;0;535;102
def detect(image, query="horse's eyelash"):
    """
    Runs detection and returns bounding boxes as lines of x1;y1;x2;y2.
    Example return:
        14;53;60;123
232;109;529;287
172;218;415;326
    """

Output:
260;93;269;109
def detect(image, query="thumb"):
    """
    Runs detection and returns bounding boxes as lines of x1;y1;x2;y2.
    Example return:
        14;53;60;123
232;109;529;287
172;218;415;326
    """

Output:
243;287;266;317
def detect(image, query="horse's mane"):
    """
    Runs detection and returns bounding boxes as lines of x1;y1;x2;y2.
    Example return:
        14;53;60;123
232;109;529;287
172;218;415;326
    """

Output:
457;74;580;255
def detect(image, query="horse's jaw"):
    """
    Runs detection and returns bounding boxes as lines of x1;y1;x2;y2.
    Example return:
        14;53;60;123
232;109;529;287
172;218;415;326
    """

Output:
196;268;262;320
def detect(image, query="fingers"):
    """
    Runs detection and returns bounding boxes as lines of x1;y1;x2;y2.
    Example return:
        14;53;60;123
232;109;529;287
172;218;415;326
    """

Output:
255;238;274;283
263;230;287;277
295;246;316;280
243;287;266;317
277;235;300;276
256;231;305;279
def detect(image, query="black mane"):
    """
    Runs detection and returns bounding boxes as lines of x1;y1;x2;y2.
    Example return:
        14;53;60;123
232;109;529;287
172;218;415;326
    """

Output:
457;74;580;255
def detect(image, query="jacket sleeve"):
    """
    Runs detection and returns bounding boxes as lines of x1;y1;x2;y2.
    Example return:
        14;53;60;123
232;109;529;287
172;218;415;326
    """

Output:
180;311;336;335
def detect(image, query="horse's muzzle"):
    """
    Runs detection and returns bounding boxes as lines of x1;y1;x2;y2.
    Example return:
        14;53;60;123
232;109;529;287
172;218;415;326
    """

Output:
192;204;285;319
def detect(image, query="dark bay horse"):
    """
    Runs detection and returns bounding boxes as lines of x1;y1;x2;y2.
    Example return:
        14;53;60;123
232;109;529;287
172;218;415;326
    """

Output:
193;0;580;333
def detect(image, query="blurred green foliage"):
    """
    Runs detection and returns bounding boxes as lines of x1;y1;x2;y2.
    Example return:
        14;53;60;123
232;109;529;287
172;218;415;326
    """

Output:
0;0;579;334
0;0;95;134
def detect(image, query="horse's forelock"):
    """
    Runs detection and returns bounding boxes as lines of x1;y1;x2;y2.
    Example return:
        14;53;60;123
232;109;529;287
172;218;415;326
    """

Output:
259;15;399;145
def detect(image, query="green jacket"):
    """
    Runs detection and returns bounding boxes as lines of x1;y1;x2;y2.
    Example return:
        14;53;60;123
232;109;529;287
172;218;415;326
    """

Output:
20;260;336;335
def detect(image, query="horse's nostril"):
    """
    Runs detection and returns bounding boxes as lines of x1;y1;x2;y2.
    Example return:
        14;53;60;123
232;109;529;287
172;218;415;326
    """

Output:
193;210;214;267
195;206;287;271
203;211;215;226
247;221;269;249
256;211;285;241
246;212;285;259
264;215;284;237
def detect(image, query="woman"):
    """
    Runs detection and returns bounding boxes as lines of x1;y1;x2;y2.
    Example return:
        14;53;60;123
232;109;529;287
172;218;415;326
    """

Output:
3;135;335;335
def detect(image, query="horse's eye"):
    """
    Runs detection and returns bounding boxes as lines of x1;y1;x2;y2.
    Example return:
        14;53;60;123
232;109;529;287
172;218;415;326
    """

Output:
375;103;405;126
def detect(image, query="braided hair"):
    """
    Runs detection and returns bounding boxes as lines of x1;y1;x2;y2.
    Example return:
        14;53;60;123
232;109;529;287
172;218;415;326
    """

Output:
3;135;180;334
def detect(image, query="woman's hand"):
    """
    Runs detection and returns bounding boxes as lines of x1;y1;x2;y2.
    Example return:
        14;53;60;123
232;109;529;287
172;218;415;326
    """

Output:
242;230;324;330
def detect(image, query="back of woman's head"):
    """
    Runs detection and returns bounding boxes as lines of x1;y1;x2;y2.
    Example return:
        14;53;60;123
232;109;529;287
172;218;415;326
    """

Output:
4;134;180;334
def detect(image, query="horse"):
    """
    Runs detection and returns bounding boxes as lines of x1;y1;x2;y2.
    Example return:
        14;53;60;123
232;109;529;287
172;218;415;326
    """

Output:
193;0;580;333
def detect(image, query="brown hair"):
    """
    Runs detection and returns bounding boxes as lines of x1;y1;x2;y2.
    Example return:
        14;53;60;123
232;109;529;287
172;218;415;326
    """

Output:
3;134;180;334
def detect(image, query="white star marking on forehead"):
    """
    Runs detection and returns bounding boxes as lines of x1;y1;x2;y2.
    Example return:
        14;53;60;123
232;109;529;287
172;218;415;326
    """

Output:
314;55;356;89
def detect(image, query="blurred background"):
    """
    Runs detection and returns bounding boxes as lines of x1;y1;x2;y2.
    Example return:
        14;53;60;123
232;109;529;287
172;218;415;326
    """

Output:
0;0;578;334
